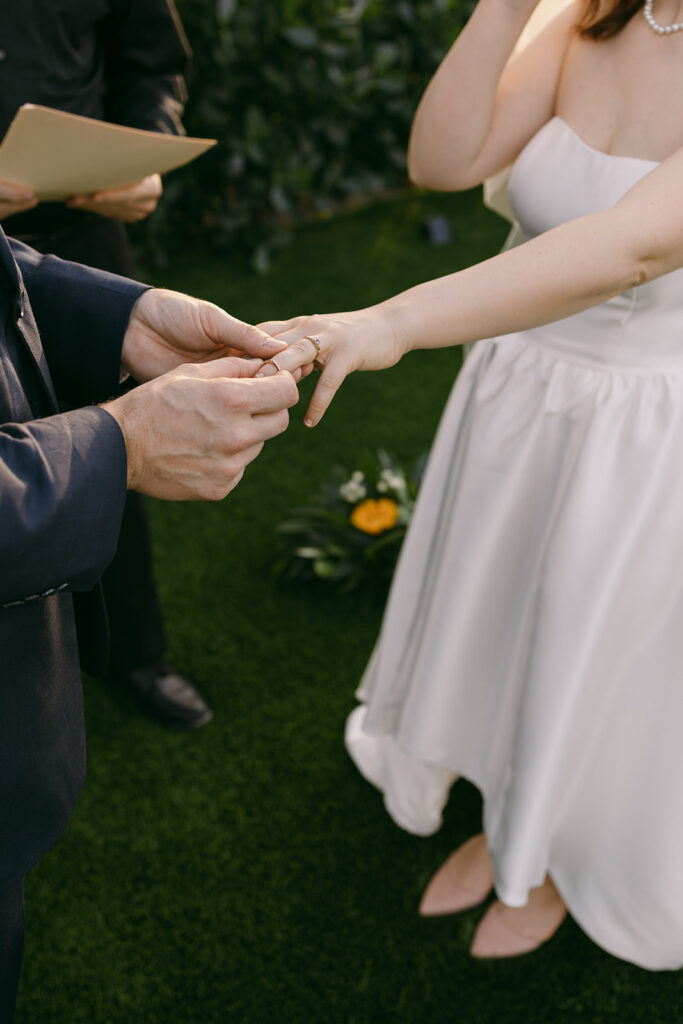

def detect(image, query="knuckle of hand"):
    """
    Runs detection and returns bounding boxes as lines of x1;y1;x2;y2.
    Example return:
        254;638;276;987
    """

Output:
204;481;225;501
225;426;248;454
223;453;246;479
223;384;246;414
278;410;290;433
201;476;222;502
225;469;245;495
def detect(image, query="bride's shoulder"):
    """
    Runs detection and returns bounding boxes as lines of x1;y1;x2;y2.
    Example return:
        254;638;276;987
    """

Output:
516;0;584;55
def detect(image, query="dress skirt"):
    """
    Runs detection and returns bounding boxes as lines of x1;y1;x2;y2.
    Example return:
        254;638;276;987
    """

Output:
346;330;683;970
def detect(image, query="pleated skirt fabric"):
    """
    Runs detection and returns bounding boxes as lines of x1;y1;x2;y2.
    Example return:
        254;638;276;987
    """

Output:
346;331;683;970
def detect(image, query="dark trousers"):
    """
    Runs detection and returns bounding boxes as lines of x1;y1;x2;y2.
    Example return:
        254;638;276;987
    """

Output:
0;878;25;1024
102;478;166;670
12;211;166;672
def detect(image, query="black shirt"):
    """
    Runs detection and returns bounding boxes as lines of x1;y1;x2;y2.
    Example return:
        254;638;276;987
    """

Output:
0;0;191;235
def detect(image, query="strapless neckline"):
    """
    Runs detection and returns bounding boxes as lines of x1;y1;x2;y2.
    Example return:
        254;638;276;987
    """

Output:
508;114;663;244
550;116;661;167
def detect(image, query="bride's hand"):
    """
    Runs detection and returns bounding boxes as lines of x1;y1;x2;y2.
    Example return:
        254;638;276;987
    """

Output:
256;305;406;427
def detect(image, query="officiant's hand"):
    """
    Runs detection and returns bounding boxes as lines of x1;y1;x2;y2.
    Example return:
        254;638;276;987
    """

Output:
121;288;290;383
0;180;38;220
257;307;406;426
66;173;162;222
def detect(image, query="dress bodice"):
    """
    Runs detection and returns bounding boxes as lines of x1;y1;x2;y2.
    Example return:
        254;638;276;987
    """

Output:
507;117;683;370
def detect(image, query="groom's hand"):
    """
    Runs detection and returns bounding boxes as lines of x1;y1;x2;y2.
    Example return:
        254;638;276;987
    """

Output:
104;357;298;500
121;288;289;383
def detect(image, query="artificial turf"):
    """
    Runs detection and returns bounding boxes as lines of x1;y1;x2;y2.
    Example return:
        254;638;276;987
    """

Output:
16;191;683;1023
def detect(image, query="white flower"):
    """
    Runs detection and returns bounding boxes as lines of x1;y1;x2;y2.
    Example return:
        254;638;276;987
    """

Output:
379;468;407;494
377;481;388;493
339;478;367;503
296;547;323;559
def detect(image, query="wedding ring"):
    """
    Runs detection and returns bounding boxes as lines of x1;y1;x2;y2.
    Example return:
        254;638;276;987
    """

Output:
302;335;321;358
261;357;282;372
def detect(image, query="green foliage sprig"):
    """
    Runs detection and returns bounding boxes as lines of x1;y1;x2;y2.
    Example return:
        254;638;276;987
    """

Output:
276;449;427;589
142;0;470;269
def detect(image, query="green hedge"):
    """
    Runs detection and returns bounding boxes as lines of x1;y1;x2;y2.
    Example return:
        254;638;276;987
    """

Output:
142;0;469;268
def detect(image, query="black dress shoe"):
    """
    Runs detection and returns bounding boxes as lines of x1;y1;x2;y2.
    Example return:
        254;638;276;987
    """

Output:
111;663;213;729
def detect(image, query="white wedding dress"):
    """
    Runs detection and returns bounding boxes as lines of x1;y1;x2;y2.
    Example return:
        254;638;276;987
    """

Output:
345;116;683;971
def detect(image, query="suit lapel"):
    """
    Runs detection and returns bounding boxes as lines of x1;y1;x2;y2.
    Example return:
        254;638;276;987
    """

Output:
0;230;58;412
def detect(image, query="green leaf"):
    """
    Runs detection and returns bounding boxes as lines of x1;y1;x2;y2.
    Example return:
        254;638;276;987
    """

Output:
142;0;467;266
313;558;337;579
282;26;319;48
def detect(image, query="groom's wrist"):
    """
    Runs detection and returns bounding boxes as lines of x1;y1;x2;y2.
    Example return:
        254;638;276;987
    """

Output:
120;287;158;383
100;391;143;491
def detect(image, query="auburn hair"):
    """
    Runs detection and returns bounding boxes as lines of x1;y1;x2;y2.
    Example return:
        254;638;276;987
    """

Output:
577;0;644;38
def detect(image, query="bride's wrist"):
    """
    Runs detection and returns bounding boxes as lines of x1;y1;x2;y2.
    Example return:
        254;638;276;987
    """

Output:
374;297;415;361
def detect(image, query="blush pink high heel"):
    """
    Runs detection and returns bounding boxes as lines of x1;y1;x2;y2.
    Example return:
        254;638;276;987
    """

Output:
470;878;567;958
419;833;495;916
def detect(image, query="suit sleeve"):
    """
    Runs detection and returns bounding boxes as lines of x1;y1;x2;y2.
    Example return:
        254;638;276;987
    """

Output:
11;237;150;408
0;406;128;607
100;0;191;136
0;241;150;607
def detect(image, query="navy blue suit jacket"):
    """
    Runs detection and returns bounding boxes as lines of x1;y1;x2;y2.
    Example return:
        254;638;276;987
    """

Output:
0;227;146;891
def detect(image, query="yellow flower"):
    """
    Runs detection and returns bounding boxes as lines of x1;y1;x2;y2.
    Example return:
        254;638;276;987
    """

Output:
350;498;400;535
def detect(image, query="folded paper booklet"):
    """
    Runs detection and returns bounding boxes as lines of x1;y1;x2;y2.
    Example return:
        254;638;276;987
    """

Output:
0;104;217;201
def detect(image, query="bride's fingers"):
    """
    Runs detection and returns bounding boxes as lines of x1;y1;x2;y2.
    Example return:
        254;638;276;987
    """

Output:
288;361;315;382
304;359;349;427
289;363;313;382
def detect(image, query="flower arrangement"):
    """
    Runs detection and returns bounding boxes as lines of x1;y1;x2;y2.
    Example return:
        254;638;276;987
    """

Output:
276;449;427;589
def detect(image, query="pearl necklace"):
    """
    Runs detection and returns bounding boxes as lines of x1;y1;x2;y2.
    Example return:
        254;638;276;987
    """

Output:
643;0;683;34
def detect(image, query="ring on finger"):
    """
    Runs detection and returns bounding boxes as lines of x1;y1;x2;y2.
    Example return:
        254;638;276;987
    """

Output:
261;357;282;372
302;335;321;360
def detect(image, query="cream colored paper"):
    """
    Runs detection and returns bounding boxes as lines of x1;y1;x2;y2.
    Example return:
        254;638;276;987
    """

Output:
0;104;216;201
483;0;574;222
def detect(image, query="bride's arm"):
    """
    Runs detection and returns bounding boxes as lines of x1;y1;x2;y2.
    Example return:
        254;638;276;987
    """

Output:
258;146;683;424
407;0;580;191
394;149;683;352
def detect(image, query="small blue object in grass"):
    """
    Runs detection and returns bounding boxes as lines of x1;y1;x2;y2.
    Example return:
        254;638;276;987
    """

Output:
424;213;452;246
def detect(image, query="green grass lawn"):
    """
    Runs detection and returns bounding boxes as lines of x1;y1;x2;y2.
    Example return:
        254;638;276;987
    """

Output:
17;192;683;1023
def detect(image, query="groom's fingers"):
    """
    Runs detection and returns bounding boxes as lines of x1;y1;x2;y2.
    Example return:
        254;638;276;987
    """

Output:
198;303;289;359
182;358;300;414
256;335;321;378
249;407;295;442
257;317;304;336
242;373;300;416
184;357;264;379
